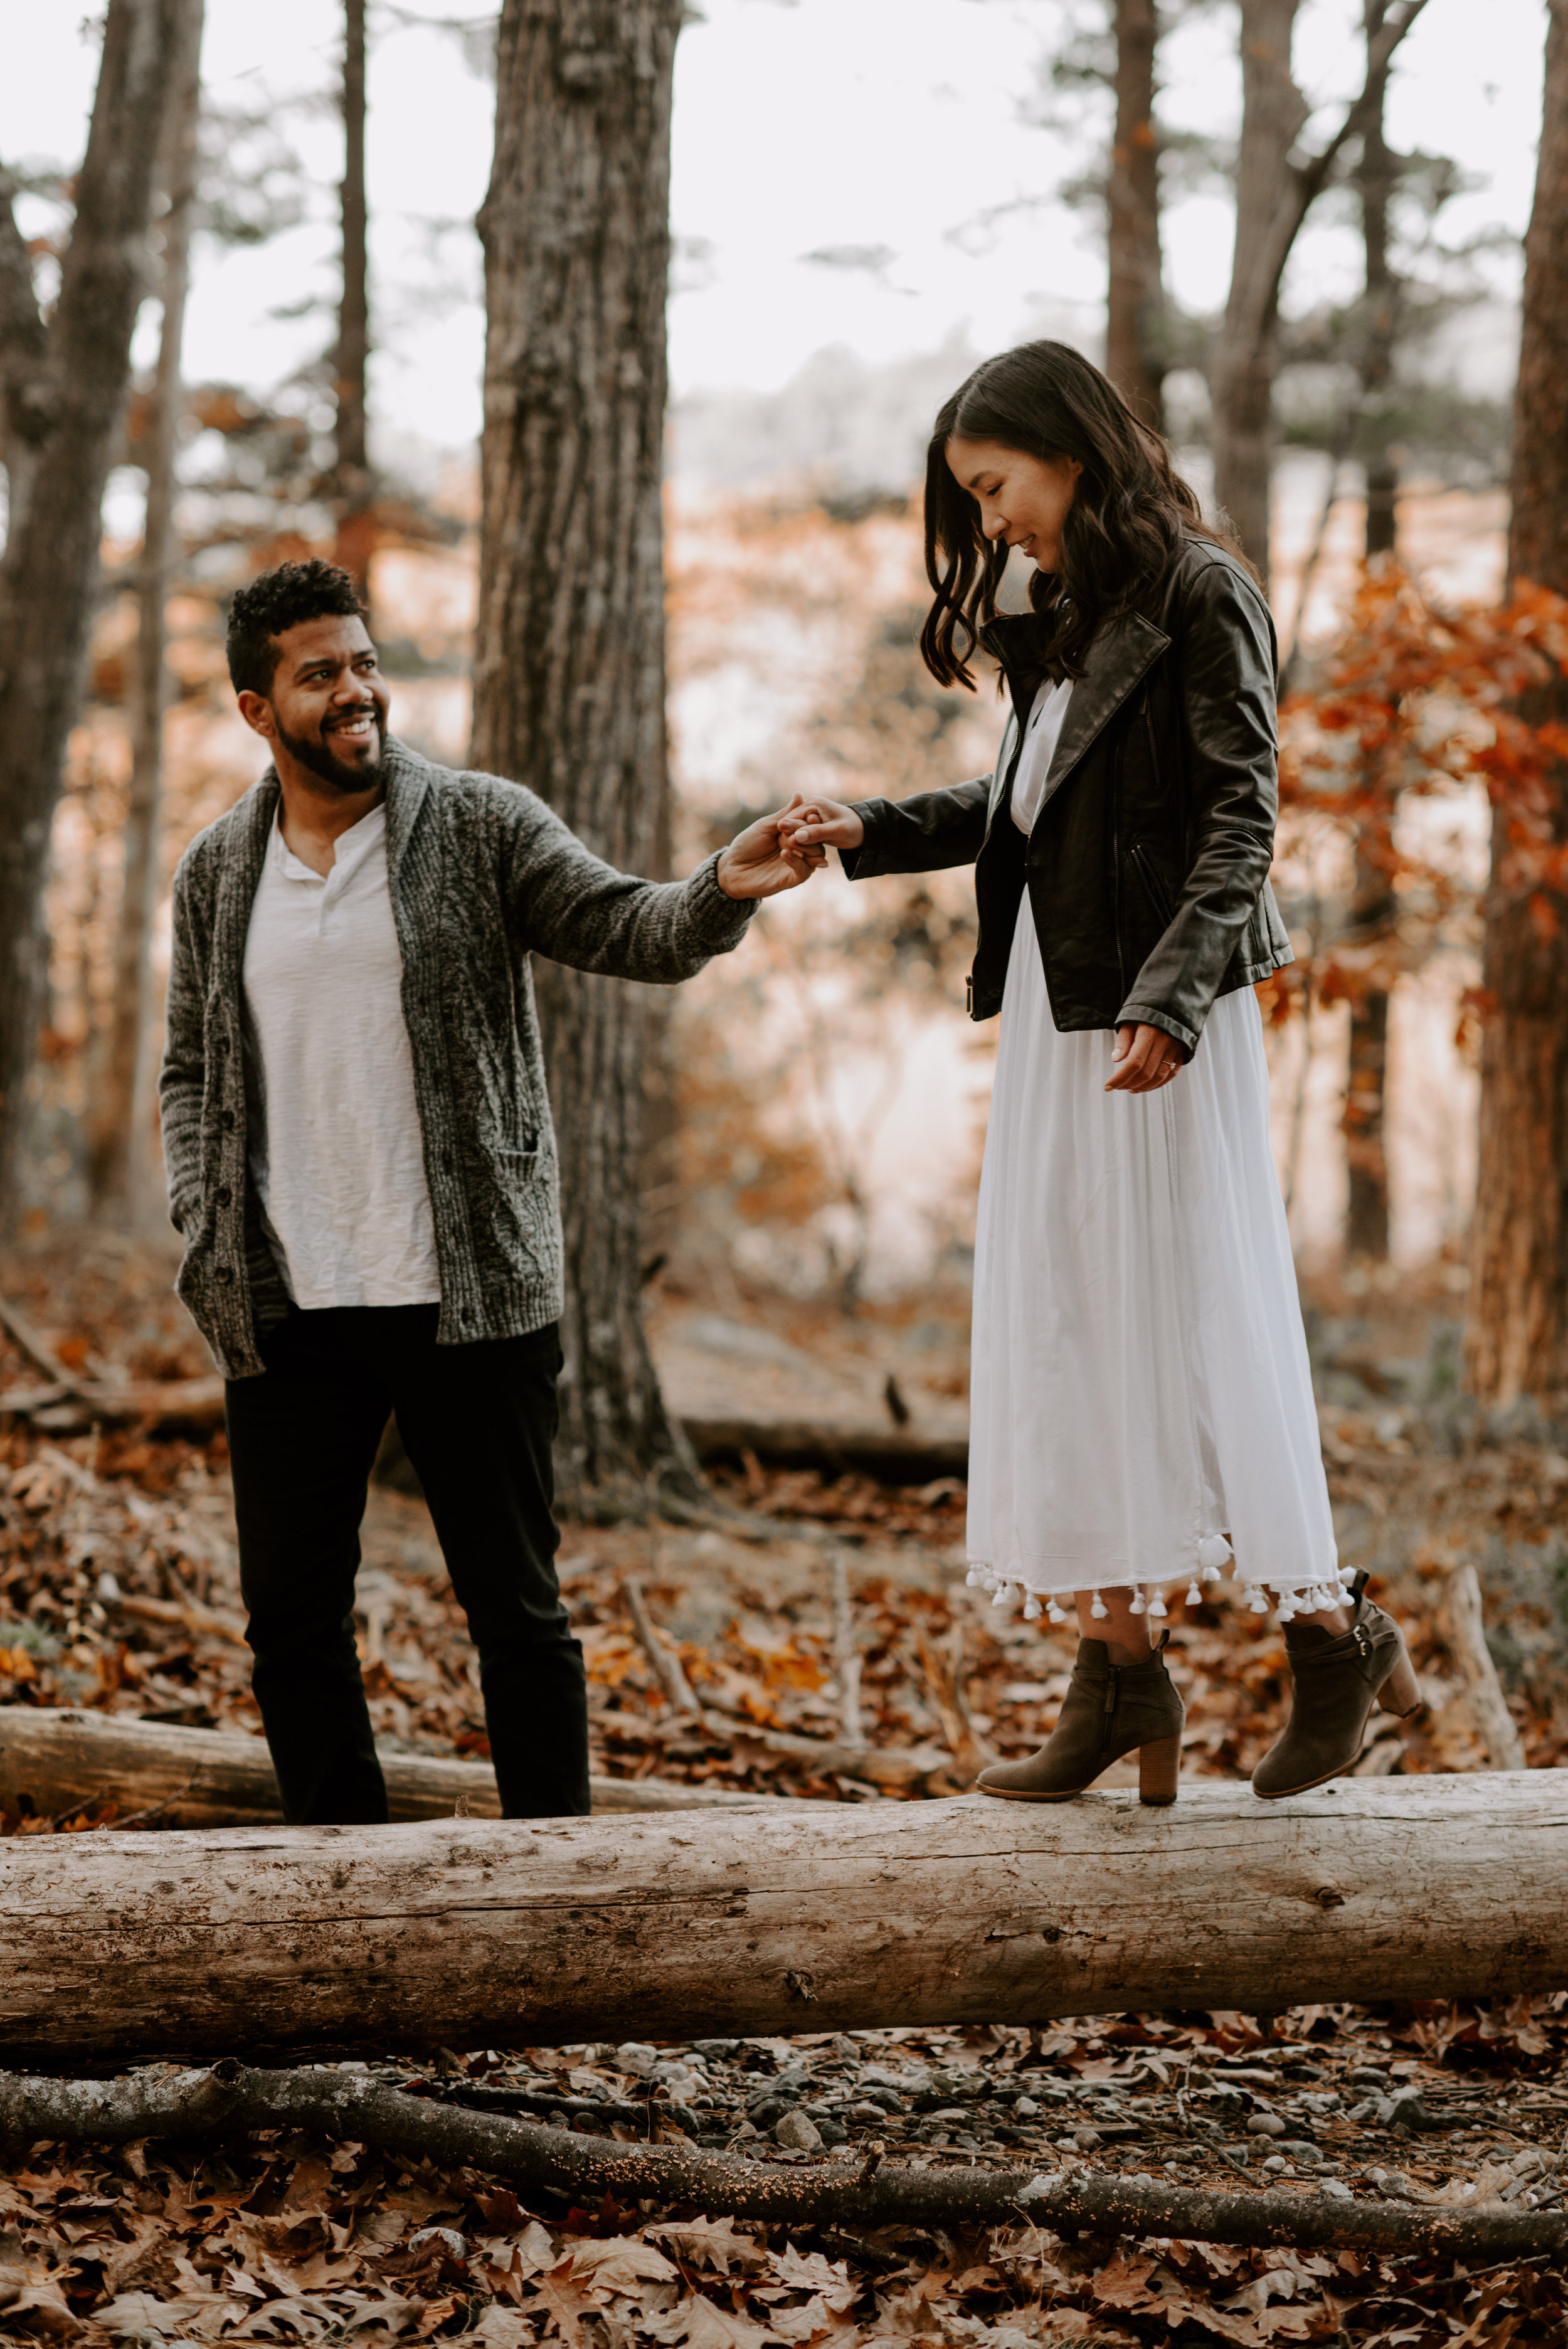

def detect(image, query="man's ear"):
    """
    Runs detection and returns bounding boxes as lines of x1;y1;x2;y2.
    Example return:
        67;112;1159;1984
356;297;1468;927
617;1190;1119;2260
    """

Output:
236;689;278;742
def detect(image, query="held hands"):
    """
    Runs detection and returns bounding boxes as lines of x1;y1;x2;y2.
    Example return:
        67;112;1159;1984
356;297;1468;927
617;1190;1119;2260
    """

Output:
777;796;865;857
715;792;866;899
716;793;827;900
1106;1023;1185;1094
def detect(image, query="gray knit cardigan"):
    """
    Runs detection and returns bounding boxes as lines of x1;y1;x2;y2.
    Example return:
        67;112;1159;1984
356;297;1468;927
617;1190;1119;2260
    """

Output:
160;739;755;1378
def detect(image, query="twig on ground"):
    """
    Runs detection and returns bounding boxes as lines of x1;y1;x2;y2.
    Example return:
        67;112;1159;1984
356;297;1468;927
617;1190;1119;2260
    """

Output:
914;1621;997;1774
622;1574;709;1722
0;1295;78;1389
830;1552;864;1747
1;2062;1565;2258
1446;1563;1527;1771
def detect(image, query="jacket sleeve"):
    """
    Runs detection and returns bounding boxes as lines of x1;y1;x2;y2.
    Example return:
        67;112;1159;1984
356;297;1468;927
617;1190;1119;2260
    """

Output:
501;787;755;980
839;777;993;880
1116;558;1279;1057
159;857;207;1234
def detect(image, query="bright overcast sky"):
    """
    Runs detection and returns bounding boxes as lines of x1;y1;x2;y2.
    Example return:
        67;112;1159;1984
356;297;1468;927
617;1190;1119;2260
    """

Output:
0;0;1548;453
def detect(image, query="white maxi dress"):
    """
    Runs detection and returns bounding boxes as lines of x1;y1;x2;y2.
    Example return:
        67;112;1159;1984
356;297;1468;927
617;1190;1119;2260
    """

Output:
965;680;1348;1628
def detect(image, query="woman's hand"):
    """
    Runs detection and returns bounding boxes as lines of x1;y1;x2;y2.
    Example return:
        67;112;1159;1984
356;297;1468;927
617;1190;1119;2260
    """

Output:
777;796;865;857
1104;1022;1185;1094
716;793;827;899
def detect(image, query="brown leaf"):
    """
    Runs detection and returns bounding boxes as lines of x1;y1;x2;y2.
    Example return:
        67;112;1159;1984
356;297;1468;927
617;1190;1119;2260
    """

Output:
563;2237;680;2295
650;2218;767;2277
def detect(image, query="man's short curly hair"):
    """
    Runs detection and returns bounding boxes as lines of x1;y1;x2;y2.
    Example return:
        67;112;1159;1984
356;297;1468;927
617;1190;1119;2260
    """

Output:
226;559;366;698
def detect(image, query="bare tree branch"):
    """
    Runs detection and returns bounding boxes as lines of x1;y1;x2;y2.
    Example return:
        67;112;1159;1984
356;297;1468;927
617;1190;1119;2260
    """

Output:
1;2060;1564;2259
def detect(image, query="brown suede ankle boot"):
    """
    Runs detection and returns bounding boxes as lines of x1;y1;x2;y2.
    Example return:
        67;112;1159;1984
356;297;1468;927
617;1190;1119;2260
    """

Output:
975;1631;1185;1806
1251;1571;1422;1800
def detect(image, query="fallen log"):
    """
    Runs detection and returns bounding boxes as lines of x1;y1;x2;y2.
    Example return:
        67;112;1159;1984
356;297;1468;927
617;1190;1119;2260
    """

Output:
1;1774;1563;2064
0;2060;1562;2258
682;1414;967;1484
0;1371;972;1485
0;1709;806;1830
0;1371;228;1438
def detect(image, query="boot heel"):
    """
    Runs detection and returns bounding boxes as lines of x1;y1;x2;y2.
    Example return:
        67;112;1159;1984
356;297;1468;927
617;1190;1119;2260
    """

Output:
1138;1734;1181;1806
1377;1646;1422;1719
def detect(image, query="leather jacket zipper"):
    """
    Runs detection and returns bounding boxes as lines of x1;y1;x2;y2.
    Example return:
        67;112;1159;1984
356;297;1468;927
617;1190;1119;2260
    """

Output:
1129;839;1177;925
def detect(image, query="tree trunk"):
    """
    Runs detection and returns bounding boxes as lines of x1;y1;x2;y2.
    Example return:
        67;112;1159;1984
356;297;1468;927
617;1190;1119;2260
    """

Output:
1465;0;1568;1411
1357;4;1400;561
333;0;374;603
1343;835;1396;1262
1341;8;1400;1260
0;0;189;1222
1209;0;1303;578
85;1;204;1219
0;1776;1560;2062
1208;0;1427;581
470;0;697;1515
1106;0;1164;430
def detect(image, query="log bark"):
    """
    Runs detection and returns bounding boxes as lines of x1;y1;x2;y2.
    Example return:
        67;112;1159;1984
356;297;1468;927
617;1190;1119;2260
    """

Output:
3;2060;1565;2259
1465;0;1568;1411
0;1776;1562;2064
1106;0;1164;429
0;1709;810;1831
0;0;193;1218
85;0;204;1219
470;0;697;1515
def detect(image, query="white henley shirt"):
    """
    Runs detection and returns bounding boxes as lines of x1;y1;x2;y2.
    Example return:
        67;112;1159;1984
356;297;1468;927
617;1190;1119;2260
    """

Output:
240;801;442;1310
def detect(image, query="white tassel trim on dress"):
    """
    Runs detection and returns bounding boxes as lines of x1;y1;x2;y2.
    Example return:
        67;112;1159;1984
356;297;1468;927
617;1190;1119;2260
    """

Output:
965;1538;1355;1625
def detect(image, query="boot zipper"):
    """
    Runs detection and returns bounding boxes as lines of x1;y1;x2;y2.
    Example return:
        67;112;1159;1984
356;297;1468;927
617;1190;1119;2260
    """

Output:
1101;1665;1120;1754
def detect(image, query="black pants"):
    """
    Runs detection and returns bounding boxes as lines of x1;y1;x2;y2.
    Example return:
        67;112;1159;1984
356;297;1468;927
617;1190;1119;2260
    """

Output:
224;1303;588;1825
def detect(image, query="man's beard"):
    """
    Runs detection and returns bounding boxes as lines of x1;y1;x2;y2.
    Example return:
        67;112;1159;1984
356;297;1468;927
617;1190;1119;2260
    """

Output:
276;708;388;792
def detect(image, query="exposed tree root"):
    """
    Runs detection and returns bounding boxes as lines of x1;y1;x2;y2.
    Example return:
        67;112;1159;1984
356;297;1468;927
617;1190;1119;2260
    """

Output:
1;2062;1562;2257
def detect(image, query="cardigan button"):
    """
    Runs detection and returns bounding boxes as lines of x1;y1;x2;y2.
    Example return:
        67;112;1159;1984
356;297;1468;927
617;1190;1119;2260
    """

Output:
220;1109;235;1130
216;1186;231;1207
216;1265;234;1285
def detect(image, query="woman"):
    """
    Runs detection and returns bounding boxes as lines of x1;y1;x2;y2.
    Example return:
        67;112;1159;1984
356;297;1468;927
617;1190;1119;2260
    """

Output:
784;342;1419;1806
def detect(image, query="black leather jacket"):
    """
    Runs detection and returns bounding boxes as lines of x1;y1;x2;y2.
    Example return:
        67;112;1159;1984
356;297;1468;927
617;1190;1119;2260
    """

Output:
841;535;1293;1058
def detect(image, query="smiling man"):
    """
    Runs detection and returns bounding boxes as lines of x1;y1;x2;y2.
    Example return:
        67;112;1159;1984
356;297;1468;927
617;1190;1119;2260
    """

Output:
160;559;817;1826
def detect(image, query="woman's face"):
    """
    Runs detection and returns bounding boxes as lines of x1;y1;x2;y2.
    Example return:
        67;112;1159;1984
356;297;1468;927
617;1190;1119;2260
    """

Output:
946;437;1083;573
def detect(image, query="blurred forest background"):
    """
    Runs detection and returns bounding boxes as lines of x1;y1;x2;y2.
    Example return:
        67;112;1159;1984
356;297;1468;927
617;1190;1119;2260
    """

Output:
0;0;1565;1483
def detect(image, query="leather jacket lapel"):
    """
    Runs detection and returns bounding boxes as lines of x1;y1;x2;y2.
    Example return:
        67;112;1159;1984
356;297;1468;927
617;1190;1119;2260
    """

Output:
979;605;1172;829
1035;608;1170;813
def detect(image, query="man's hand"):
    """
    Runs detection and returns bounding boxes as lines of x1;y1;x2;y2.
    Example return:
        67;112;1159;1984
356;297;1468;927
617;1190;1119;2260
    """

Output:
778;796;865;857
716;793;828;900
1105;1022;1185;1094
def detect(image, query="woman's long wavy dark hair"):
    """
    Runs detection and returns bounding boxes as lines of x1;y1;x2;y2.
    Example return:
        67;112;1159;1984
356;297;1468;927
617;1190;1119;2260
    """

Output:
921;340;1226;689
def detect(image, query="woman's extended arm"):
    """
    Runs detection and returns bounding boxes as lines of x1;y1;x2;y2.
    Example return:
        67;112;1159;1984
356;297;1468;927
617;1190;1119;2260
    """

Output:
783;775;992;878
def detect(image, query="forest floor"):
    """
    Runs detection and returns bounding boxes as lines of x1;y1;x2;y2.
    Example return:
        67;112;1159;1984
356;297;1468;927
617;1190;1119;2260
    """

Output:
1;1231;1567;2344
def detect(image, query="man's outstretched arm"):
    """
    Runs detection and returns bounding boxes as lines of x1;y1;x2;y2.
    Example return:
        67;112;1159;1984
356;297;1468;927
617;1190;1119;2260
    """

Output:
502;787;822;982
